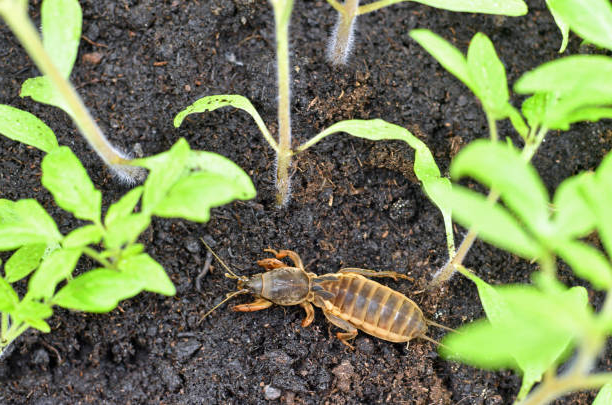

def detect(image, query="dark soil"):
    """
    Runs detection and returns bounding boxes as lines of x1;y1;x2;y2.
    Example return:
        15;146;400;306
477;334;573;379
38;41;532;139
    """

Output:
1;0;611;403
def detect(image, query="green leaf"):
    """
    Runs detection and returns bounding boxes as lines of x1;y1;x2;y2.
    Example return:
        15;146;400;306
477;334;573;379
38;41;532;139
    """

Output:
134;139;190;214
52;269;145;312
581;167;612;259
429;182;544;260
515;56;612;129
450;140;550;236
63;225;103;248
411;0;527;16
9;296;53;332
174;95;276;150
303;119;455;256
20;76;72;116
41;0;82;77
555;240;612;290
444;278;589;399
187;151;256;200
441;319;517;369
0;199;63;250
506;105;529;140
103;213;150;250
521;94;549;130
41;147;102;223
546;0;570;53
0;278;19;312
548;0;612;51
0;105;58;152
5;244;47;282
153;171;254;222
594;383;612;405
104;186;144;227
467;33;510;119
117;253;175;296
552;173;596;238
27;248;82;300
409;30;474;94
516;56;612;94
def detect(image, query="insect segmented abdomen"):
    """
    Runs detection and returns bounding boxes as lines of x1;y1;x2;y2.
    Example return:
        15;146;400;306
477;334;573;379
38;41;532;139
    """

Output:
321;274;427;343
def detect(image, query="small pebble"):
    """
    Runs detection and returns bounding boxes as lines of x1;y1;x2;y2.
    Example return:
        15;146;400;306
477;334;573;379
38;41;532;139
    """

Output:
264;385;281;400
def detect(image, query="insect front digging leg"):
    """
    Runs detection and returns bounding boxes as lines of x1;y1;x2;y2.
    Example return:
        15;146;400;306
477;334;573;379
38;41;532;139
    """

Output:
265;249;304;269
257;258;286;270
232;298;273;312
300;302;315;327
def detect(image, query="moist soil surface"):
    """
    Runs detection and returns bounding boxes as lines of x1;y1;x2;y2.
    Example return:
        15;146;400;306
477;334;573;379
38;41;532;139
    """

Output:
1;1;612;404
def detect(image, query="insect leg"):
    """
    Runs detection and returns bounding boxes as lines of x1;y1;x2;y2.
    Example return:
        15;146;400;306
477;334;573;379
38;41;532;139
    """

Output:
232;298;273;312
323;311;358;349
300;302;315;327
257;258;286;270
338;268;413;281
269;249;304;269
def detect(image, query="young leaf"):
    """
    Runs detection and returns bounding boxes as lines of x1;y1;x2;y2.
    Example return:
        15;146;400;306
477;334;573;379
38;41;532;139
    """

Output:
20;77;72;116
5;243;47;283
521;94;549;130
0;199;63;250
27;248;82;300
467;33;510;119
548;0;612;51
153;172;254;222
449;140;550;236
103;213;150;250
19;0;82;113
41;0;82;78
0;278;19;312
546;0;570;53
506;105;529;140
428;181;544;260
551;173;596;239
12;299;53;324
187;151;256;200
411;0;527;16
104;186;144;227
63;224;103;248
409;30;474;94
581;166;612;259
133;139;190;214
41;146;102;223
301;119;455;256
554;240;612;290
52;269;145;312
117;253;175;296
174;95;277;151
0;105;58;153
594;383;612;405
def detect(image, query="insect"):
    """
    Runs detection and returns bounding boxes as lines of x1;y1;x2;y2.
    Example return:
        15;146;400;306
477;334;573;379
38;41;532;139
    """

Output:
201;243;450;349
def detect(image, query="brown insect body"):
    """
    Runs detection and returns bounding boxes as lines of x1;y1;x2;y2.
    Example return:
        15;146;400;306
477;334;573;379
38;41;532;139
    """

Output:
219;248;438;349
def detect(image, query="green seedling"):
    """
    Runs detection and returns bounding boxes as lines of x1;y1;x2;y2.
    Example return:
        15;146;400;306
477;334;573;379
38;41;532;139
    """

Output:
0;0;143;181
324;0;528;65
0;108;256;357
175;0;452;228
431;141;612;404
409;28;612;287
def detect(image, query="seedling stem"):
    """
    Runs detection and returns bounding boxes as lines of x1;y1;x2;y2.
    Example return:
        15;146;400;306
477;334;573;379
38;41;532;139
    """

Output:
0;0;144;181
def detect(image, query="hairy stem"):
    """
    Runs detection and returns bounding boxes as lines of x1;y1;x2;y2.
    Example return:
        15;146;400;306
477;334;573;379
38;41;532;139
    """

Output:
272;0;294;207
358;0;404;14
327;0;359;65
0;320;29;357
0;1;144;182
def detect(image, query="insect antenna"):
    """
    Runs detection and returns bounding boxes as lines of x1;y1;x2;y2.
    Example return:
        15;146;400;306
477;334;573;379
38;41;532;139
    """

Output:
199;290;248;323
199;238;244;280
